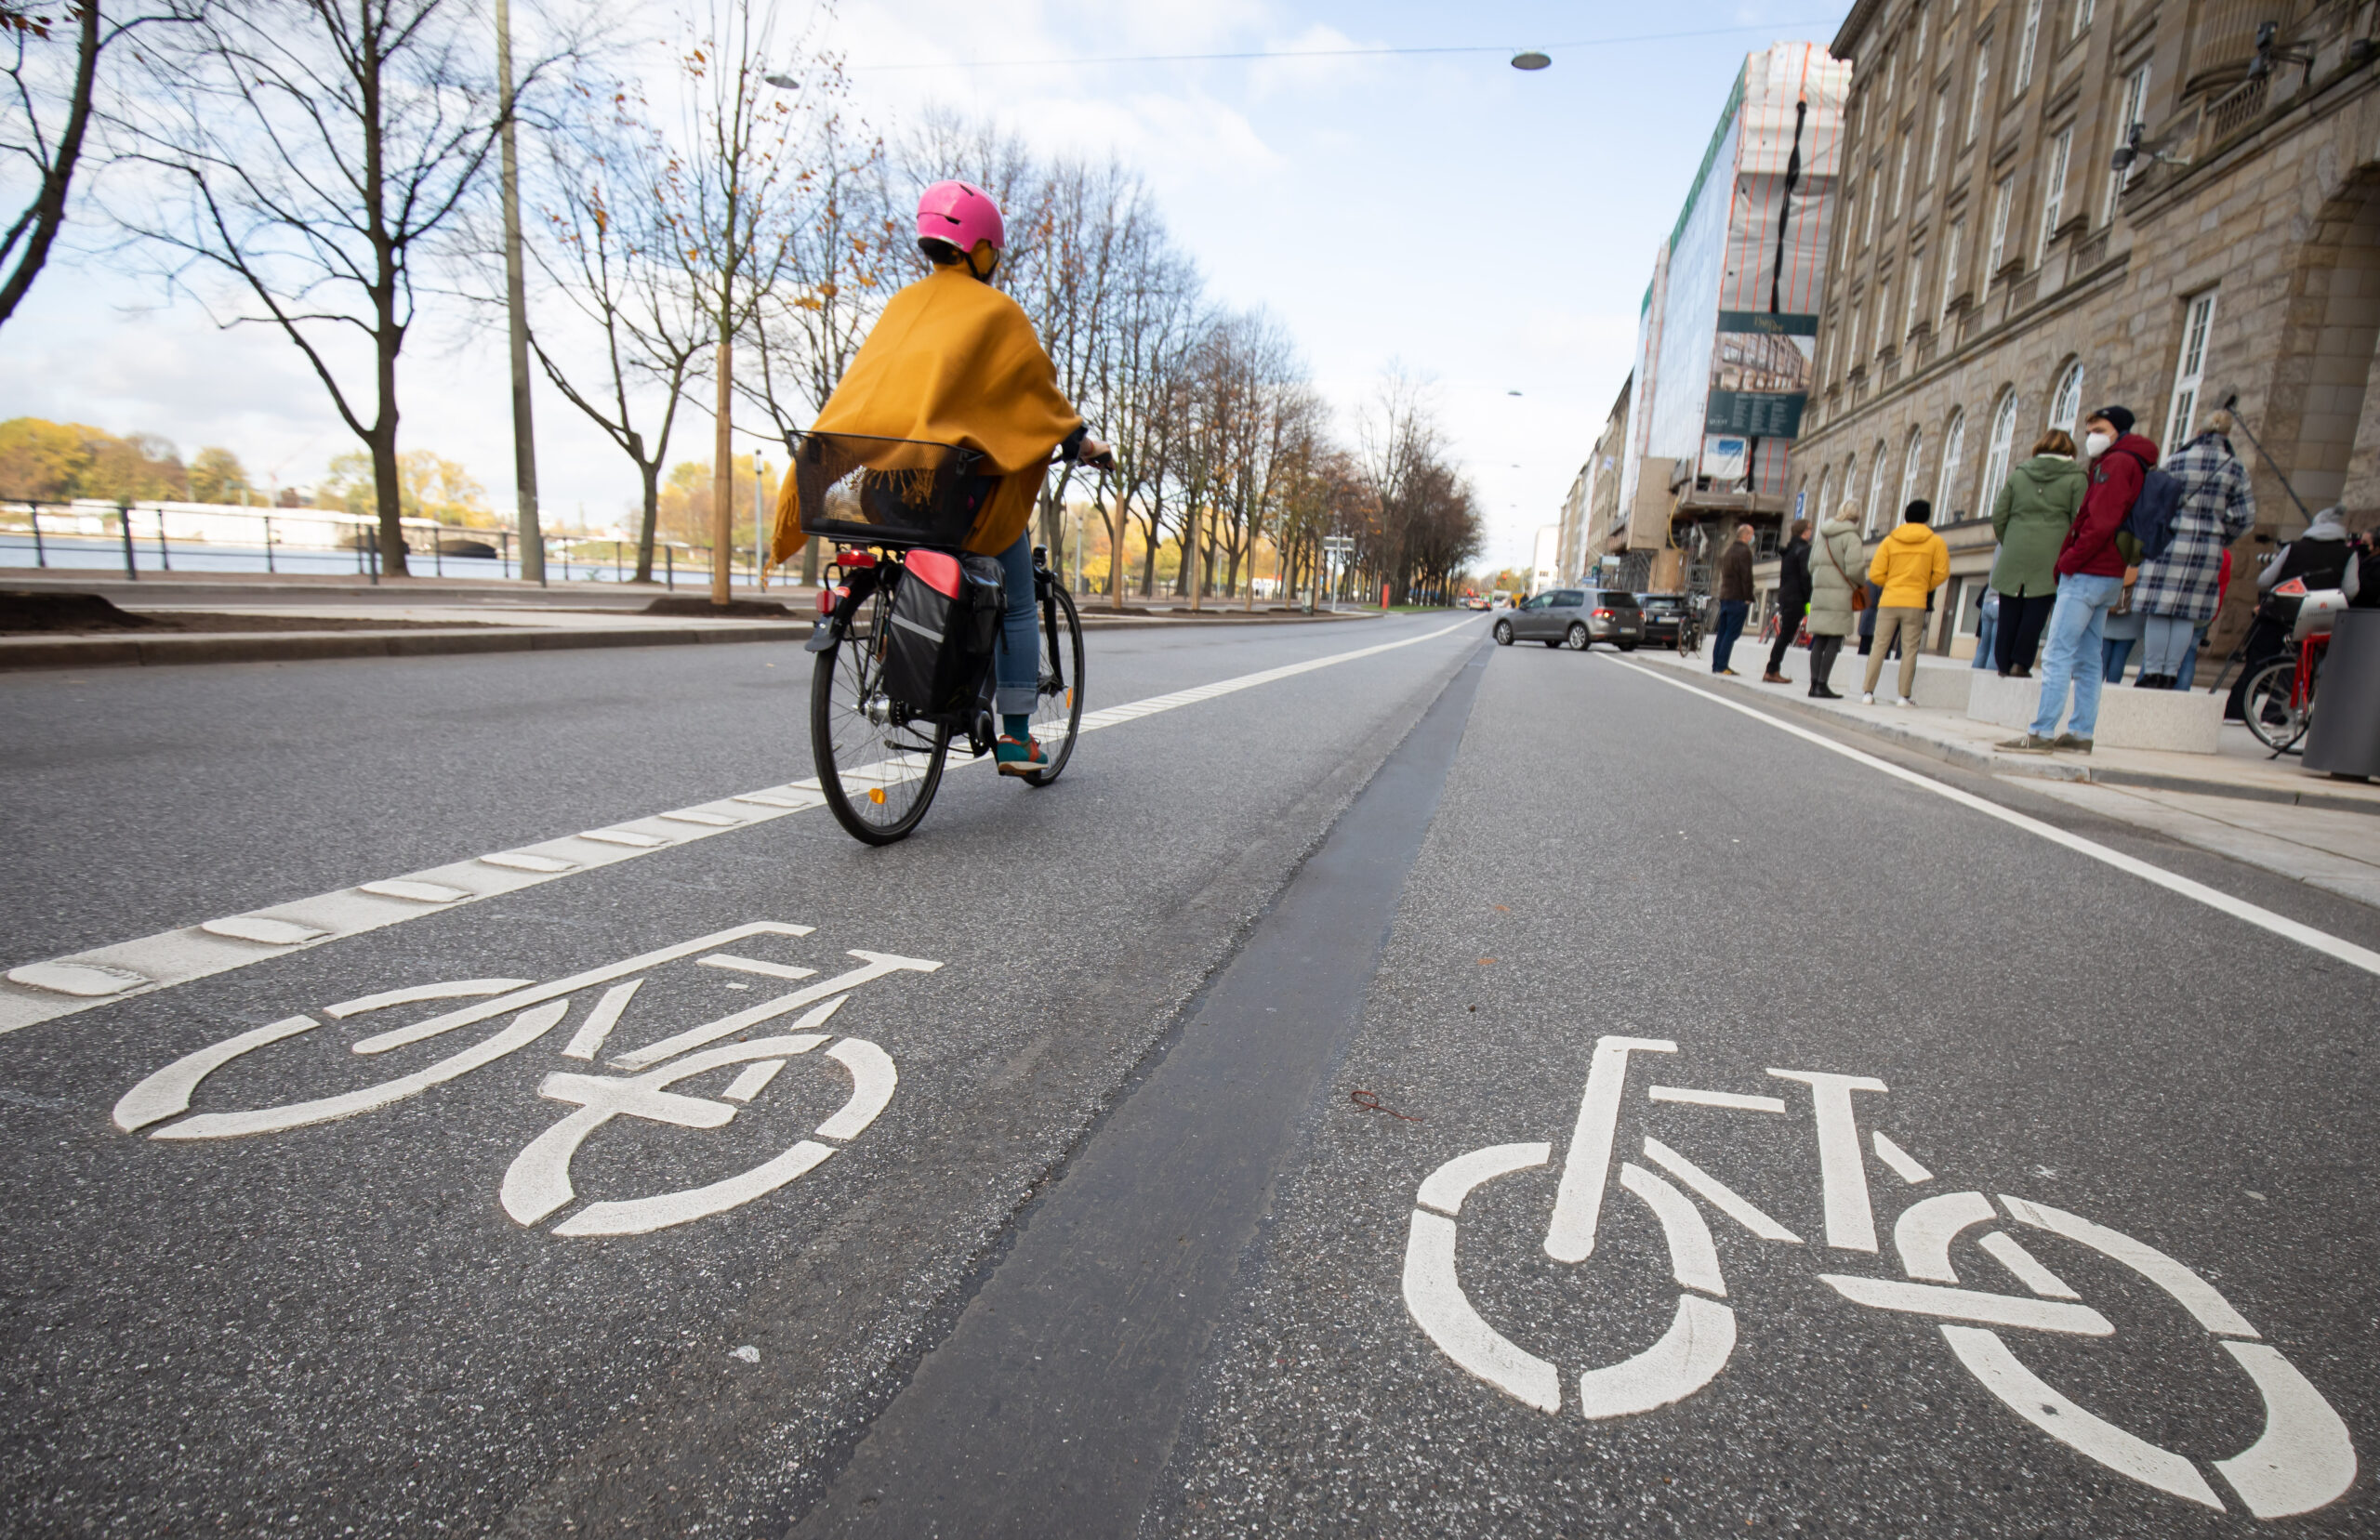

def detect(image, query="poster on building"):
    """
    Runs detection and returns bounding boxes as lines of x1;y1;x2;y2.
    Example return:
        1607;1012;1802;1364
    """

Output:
1704;310;1817;439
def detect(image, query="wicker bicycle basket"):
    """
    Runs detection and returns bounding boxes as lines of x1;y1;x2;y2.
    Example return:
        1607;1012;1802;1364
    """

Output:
790;430;986;549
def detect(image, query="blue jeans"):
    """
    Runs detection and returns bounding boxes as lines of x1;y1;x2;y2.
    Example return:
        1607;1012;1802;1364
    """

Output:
1972;610;1998;669
2140;614;2197;678
2101;637;2135;683
2030;574;2123;739
1712;600;1749;672
994;529;1039;717
2175;625;2209;690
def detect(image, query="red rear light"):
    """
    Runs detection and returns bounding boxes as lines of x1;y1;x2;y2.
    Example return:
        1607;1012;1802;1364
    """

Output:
835;548;877;569
817;584;847;616
1593;609;1613;618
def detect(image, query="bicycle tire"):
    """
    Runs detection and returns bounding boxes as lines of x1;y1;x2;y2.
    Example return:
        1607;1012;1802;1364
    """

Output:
2240;658;2308;755
1023;579;1085;786
810;581;951;844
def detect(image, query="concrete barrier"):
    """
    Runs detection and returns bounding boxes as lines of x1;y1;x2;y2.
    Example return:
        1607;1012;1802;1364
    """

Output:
1967;670;2223;752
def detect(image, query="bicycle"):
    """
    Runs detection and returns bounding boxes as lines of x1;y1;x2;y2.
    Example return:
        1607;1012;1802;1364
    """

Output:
1403;1034;2356;1521
2239;586;2347;757
793;430;1089;845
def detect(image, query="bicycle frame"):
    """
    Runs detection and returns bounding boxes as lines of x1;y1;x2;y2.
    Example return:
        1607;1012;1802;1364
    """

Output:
2293;633;2329;712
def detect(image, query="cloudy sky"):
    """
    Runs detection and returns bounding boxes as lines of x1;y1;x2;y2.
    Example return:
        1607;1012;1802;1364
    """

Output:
1;0;1846;570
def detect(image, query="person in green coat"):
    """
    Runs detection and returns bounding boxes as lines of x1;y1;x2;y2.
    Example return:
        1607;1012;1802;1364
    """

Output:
1988;429;2087;677
1804;502;1865;698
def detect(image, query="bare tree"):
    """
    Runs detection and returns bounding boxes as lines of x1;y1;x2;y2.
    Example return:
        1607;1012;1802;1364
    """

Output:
119;0;560;573
522;73;705;582
663;0;819;601
0;0;196;336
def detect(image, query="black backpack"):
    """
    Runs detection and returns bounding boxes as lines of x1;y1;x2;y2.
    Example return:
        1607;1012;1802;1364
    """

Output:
880;548;1005;717
2118;449;2186;563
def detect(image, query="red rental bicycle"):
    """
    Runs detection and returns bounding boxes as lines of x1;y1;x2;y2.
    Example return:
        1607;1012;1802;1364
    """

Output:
793;430;1087;845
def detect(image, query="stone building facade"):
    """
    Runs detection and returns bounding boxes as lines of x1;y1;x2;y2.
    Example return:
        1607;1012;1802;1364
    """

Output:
1784;0;2380;662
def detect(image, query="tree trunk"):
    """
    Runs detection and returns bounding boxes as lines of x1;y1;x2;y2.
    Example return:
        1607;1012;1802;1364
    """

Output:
371;414;405;575
635;455;660;583
710;335;733;604
1110;493;1127;610
1186;506;1201;612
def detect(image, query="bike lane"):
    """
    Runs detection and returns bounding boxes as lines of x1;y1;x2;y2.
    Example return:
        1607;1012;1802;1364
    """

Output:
0;616;1482;1535
1149;641;2378;1536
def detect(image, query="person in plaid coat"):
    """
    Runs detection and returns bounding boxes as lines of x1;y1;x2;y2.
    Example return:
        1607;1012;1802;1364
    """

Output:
2132;410;2255;689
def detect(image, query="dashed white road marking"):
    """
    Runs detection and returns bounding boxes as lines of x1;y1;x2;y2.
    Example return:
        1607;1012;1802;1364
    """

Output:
0;620;1474;1036
1607;656;2380;979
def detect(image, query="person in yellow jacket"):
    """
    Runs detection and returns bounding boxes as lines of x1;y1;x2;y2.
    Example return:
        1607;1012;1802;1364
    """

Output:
769;180;1109;775
1860;499;1950;705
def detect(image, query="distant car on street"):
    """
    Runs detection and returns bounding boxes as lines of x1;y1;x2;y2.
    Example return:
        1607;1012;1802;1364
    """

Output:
1491;587;1644;651
1463;595;1491;611
1636;592;1702;651
1489;590;1512;609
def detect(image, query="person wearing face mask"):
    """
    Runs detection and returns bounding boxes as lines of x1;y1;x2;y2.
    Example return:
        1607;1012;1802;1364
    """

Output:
2002;406;2158;754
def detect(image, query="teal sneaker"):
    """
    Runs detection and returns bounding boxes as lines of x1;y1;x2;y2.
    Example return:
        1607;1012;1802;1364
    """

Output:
995;734;1047;777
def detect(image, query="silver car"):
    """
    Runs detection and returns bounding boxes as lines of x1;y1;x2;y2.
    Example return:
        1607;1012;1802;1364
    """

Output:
1491;587;1646;651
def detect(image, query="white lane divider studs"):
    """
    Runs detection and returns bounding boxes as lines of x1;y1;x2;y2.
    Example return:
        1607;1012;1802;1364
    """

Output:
480;851;575;873
1403;1035;2358;1521
112;924;929;1242
358;880;471;903
577;829;668;849
659;809;741;827
200;916;327;946
7;960;149;997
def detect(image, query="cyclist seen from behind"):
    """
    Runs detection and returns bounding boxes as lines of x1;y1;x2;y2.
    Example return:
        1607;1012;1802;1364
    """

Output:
769;179;1109;775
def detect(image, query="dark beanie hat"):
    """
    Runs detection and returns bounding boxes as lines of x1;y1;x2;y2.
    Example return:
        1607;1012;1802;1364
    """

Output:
2092;405;2135;435
1904;499;1934;524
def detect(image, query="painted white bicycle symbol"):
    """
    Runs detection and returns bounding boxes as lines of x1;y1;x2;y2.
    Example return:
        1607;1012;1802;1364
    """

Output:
1404;1035;2357;1520
112;923;939;1236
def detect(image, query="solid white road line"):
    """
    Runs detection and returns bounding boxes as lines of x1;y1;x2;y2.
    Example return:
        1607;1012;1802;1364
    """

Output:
1606;658;2380;980
0;619;1476;1038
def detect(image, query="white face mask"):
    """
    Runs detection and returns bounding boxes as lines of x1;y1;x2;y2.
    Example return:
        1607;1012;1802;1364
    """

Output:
2084;431;2113;459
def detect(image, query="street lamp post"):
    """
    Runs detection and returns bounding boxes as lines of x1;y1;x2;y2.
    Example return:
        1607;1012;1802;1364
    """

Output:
496;0;543;586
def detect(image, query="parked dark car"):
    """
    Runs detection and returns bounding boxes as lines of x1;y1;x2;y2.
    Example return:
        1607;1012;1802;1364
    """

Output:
1491;587;1645;651
1636;592;1700;650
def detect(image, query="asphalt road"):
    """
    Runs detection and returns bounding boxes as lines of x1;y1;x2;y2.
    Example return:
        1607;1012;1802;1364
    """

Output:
1;616;2373;1537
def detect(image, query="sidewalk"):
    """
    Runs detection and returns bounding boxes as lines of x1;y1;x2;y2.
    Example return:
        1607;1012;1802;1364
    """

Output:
0;576;1386;671
1623;638;2380;911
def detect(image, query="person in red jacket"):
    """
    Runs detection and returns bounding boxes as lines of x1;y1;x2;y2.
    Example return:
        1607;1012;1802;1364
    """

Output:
2003;406;2160;753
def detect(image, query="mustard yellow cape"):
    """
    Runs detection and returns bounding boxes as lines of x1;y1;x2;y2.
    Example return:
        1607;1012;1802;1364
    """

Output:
771;264;1082;563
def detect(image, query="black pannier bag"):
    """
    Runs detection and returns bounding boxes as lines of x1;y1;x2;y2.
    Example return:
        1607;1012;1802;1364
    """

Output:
881;548;1005;717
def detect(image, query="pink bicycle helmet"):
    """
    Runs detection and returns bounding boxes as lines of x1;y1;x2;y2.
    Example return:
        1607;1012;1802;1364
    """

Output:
916;179;1004;259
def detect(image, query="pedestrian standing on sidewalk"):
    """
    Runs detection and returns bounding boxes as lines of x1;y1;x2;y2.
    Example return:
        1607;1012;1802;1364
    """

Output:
2132;410;2255;689
1712;524;1755;677
1860;501;1950;705
2227;506;2363;717
1763;518;1813;683
1987;430;2086;677
2002;406;2158;754
1805;502;1863;698
1971;588;2000;670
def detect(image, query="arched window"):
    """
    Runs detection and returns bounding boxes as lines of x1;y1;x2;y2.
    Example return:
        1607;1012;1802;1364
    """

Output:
1813;465;1832;528
1898;427;1927;519
1834;456;1854;525
1864;440;1892;536
1936;410;1968;520
2048;361;2083;436
1979;390;2019;507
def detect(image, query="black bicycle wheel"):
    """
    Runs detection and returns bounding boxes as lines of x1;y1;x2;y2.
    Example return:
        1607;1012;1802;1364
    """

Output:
2240;658;2309;754
810;580;951;844
1022;579;1085;786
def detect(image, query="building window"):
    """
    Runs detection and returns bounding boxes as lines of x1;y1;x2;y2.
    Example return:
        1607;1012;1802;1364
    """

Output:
1837;456;1856;523
1916;4;1931;67
1876;280;1893;353
1939;218;1964;324
1846;302;1863;375
1865;172;1882;246
1980;390;2019;505
1967;34;1992;142
2014;0;2043;93
2071;0;2094;38
1986;176;2015;283
2164;291;2218;448
1894;138;1911;219
1884;47;1897;106
2049;362;2084;436
2102;63;2150;225
1865;441;1893;535
1899;428;1927;518
1906;256;1925;336
2037;126;2072;265
1815;466;1833;525
1924;92;1949;186
1936;409;1968;517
